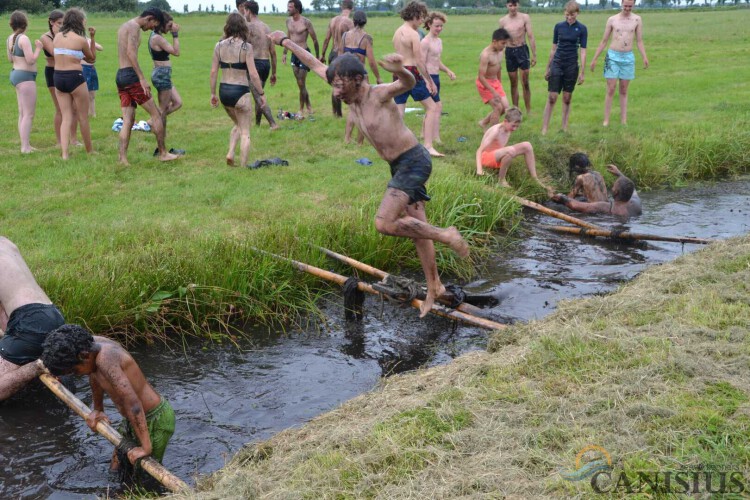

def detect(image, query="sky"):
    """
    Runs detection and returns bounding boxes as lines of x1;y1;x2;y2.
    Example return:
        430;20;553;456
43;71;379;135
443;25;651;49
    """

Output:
167;0;311;13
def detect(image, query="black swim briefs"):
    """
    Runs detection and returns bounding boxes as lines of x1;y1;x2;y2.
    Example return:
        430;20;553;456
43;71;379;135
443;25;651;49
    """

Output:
505;44;531;73
0;303;65;365
254;59;271;87
387;144;432;205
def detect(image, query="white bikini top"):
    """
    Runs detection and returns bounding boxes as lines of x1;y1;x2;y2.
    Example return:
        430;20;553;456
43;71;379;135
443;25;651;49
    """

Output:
54;47;84;59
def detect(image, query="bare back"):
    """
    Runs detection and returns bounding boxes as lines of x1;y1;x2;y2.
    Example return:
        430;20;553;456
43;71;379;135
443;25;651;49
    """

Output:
215;38;252;86
479;46;503;80
247;19;272;59
569;171;608;202
286;15;312;48
117;19;141;69
0;238;51;318
331;15;354;53
499;13;531;48
392;24;421;66
607;12;642;52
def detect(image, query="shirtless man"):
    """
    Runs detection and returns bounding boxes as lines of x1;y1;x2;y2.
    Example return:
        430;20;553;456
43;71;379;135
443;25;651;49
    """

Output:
476;29;511;130
589;0;649;126
498;0;536;114
241;0;278;129
475;107;551;194
568;152;607;202
392;1;442;157
116;8;179;165
421;11;456;146
552;164;642;218
320;0;354;117
0;237;66;401
284;0;319;117
41;325;175;473
269;31;469;317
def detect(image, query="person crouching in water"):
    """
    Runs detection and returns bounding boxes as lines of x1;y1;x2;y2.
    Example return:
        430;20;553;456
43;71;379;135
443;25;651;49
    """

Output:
567;152;607;202
552;163;641;218
41;324;175;484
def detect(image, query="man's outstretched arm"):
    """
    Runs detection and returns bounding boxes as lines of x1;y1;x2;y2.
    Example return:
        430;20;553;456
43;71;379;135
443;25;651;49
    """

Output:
270;30;327;80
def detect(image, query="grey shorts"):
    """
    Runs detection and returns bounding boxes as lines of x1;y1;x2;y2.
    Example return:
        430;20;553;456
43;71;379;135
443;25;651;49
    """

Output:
387;144;432;205
151;66;173;92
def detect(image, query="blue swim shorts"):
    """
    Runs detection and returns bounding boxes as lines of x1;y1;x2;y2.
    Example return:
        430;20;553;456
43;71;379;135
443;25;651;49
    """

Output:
603;49;635;80
82;64;99;91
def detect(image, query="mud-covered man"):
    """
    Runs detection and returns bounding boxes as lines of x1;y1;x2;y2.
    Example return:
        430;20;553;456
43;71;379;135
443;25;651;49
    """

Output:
284;0;319;117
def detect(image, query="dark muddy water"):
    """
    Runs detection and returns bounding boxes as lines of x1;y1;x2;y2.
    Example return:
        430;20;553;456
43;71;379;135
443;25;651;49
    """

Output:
1;178;748;498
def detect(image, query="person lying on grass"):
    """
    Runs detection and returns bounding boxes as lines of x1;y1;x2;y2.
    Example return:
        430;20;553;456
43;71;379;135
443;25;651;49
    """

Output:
268;31;469;317
552;164;642;218
475;106;553;195
567;151;608;202
41;324;175;477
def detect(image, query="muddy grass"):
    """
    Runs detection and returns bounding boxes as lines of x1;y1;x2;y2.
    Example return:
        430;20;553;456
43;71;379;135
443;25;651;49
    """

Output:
178;235;750;499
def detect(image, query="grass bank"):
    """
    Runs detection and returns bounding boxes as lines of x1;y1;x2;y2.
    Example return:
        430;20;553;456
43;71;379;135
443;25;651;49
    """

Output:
0;11;748;338
180;235;750;498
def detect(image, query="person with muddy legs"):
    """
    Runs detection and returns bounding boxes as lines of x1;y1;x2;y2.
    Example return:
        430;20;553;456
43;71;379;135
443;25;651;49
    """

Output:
41;325;175;476
476;29;511;130
269;32;470;316
116;8;179;165
552;164;642;218
498;0;536;115
475;107;552;194
0;237;66;401
283;0;319;117
240;0;279;130
320;0;353;117
567;152;607;202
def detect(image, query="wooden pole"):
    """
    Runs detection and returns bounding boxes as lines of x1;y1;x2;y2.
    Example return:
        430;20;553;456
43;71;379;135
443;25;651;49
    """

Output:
255;248;506;330
512;195;604;230
542;225;714;245
312;244;497;319
38;373;191;494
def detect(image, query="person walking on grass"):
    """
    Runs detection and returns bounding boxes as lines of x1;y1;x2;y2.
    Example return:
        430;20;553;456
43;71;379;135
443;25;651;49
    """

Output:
283;0;319;118
210;13;267;168
541;0;587;135
421;11;455;146
320;0;354;118
476;28;511;130
240;0;279;130
589;0;649;127
116;8;179;165
498;0;537;115
7;11;42;154
269;32;470;317
392;1;442;157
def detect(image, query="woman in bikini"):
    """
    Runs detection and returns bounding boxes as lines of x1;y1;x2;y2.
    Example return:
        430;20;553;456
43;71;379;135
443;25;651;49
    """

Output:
6;11;42;153
40;10;72;147
341;10;380;144
149;12;182;150
210;13;266;168
53;8;96;160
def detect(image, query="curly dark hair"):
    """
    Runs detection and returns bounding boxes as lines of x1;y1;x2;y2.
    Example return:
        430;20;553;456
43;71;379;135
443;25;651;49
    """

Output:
569;152;591;177
400;1;428;22
41;324;95;376
61;8;86;37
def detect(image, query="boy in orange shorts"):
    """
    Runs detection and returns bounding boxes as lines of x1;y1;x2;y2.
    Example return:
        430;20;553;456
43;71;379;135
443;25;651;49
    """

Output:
477;28;511;129
476;107;552;194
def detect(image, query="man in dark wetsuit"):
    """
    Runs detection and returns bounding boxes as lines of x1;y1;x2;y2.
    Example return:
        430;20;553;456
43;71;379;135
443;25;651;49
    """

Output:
498;0;537;115
240;0;279;129
552;164;642;218
0;237;66;400
320;0;354;117
284;0;319;117
269;32;470;317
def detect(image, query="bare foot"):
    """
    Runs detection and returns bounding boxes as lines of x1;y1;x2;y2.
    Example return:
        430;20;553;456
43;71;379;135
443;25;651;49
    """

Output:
420;284;447;318
498;179;511;188
118;156;129;166
445;226;469;258
476;168;485;176
226;157;235;166
71;141;83;147
159;152;180;162
602;121;609;127
21;146;38;154
426;147;444;158
270;124;280;131
478;119;486;129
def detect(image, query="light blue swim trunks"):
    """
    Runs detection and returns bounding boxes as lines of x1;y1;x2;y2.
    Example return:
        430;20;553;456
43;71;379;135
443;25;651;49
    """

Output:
603;49;635;80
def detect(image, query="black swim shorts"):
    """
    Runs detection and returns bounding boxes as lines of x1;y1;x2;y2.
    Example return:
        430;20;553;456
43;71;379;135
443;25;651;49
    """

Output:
505;44;531;73
387;144;432;205
0;303;65;365
548;61;579;94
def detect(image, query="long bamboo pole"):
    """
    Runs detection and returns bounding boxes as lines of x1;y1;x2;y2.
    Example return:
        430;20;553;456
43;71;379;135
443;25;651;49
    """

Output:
543;225;713;245
311;245;497;319
38;373;191;493
512;195;604;230
255;248;506;330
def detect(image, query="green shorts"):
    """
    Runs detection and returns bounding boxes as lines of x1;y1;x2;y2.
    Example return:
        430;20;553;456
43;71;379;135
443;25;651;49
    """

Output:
118;397;175;462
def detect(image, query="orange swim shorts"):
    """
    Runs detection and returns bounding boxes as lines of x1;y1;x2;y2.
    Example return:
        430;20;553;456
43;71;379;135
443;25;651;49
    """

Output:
481;149;501;169
476;78;506;104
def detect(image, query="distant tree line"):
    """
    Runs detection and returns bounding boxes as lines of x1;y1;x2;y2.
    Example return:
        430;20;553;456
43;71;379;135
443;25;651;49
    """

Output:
0;0;171;14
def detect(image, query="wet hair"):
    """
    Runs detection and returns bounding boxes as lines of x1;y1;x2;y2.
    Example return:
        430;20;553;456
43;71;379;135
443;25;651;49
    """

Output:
224;12;249;41
61;8;86;37
41;324;95;376
236;0;245;7
493;28;510;41
505;107;522;123
48;10;64;36
353;10;367;27
613;177;635;202
424;11;446;31
288;0;303;14
507;0;519;4
342;0;354;9
569;152;591;177
154;12;173;34
326;53;366;84
140;7;166;30
400;1;428;22
565;0;580;13
9;11;28;52
245;0;260;15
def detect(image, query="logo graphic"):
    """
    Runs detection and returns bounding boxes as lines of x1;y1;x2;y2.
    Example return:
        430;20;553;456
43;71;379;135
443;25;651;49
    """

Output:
559;445;613;482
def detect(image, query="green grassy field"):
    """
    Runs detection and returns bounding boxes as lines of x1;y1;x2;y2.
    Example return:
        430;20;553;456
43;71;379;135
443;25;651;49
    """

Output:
1;10;748;338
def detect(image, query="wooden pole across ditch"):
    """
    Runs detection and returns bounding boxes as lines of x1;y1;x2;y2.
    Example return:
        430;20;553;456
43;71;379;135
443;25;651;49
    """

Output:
512;195;604;230
542;225;713;245
38;373;191;494
254;248;506;330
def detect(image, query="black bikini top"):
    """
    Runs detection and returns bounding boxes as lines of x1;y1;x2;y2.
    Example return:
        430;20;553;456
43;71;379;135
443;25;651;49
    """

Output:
218;40;248;70
149;32;170;61
43;32;53;58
